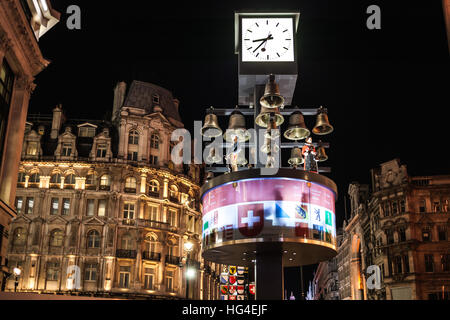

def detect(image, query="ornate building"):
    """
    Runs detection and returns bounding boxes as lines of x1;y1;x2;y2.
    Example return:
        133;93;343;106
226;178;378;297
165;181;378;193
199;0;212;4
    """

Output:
0;0;59;290
311;254;339;300
337;159;450;300
5;80;223;299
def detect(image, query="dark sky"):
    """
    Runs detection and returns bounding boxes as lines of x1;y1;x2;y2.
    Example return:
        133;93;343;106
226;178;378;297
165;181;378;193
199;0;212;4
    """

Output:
30;0;449;298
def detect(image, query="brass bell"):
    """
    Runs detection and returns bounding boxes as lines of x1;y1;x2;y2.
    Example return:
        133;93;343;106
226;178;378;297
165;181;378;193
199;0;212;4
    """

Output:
288;147;304;167
315;142;328;162
260;74;285;109
265;154;276;168
206;147;221;164
284;110;310;141
261;136;280;154
312;106;334;135
224;109;251;142
255;106;284;128
201;110;222;138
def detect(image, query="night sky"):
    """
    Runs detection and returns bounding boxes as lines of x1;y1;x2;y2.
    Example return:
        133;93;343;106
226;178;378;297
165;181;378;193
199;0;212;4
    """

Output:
29;0;448;299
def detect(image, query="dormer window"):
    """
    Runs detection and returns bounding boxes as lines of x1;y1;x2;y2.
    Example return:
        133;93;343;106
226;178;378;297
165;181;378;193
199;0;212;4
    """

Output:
152;94;160;104
96;144;107;158
79;126;96;137
62;143;72;156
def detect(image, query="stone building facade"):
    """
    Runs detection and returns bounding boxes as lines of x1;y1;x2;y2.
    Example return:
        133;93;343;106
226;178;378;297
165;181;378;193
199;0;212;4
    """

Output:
5;80;223;299
311;255;339;300
0;0;59;290
337;159;450;300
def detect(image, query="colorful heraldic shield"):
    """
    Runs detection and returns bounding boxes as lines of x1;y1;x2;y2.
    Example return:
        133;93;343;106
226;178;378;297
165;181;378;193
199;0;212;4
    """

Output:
220;265;248;300
202;178;337;248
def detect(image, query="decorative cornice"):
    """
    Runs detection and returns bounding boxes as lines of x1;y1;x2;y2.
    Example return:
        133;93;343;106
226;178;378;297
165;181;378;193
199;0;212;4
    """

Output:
0;33;13;53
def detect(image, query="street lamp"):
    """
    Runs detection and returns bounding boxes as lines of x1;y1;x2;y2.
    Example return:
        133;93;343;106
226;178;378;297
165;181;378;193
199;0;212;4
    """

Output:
13;267;21;292
183;240;194;299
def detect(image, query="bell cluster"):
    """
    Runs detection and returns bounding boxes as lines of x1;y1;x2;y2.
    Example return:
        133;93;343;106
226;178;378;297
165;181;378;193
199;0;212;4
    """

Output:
200;74;333;171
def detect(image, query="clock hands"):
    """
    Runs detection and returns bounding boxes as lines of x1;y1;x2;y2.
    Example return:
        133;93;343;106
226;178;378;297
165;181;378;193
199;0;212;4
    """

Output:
253;33;273;53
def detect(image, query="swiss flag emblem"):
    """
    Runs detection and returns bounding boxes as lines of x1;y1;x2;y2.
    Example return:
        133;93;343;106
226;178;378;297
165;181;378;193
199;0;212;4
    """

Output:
238;203;264;237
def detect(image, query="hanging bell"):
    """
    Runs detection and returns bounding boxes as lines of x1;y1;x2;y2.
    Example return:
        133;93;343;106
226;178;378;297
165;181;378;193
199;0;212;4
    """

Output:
201;111;222;138
261;136;280;154
206;147;221;164
265;154;276;168
206;171;214;180
255;106;284;128
312;106;334;135
284;110;310;141
288;147;304;167
315;143;328;162
224;109;251;142
260;74;285;109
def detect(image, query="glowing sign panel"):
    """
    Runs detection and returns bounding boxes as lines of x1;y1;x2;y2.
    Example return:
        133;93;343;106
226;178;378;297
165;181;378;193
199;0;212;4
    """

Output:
202;178;337;248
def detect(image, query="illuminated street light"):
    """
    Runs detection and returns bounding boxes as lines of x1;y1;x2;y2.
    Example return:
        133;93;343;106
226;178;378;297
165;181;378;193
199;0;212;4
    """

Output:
13;267;21;292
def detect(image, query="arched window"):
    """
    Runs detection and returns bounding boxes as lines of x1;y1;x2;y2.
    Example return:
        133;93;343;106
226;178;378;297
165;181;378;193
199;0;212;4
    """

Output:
13;227;26;246
50;173;62;184
128;130;139;145
29;173;40;183
86;174;97;185
125;177;137;192
145;233;158;254
50;229;64;247
100;175;111;190
150;134;159;149
87;230;101;248
148;180;160;194
17;172;26;183
65;174;76;185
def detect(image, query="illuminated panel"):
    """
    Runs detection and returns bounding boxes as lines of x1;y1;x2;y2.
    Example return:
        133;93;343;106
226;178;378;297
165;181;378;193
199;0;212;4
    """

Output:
202;178;336;249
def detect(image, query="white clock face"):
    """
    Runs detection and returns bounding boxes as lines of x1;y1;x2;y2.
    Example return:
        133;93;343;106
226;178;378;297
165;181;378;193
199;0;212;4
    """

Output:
241;17;295;62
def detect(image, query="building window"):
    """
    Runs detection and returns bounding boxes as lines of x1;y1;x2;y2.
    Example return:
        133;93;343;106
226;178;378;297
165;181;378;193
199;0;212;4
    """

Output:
425;254;434;272
96;144;107;157
121;235;133;250
100;175;111;190
398;228;406;242
46;262;60;281
62;143;72;156
143;267;155;290
61;198;70;215
165;269;174;291
147;205;159;221
400;199;406;213
119;266;131;288
438;226;447;241
152;94;160;104
127;151;138;161
441;254;450;272
419;199;426;213
167;209;177;227
392;201;398;215
97;199;106;216
149;155;158;165
50;230;64;247
433;201;441;213
422;228;431;242
79;126;96;137
86;199;95;216
29;173;40;183
26;197;34;214
50;198;59;215
125;177;137;192
12;227;26;246
394;256;402;274
87;230;101;248
403;254;410;273
386;229;394;244
149;180;159;193
26;142;38;156
50;174;62;184
84;263;97;281
65;174;76;185
86;174;97;186
17;172;26;183
123;203;135;219
384;202;390;217
128;130;139;145
150;134;159;149
15;197;23;214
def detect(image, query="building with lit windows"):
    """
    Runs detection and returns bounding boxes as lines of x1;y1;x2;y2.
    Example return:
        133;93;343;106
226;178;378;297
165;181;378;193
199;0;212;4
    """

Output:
336;159;450;300
5;80;223;299
0;0;59;290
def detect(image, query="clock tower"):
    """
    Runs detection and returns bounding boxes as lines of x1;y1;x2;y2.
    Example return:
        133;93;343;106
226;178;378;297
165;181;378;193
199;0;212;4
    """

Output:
235;11;300;106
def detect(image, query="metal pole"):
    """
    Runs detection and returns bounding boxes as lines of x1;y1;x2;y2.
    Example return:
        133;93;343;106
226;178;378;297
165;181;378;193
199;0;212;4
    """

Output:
300;266;304;300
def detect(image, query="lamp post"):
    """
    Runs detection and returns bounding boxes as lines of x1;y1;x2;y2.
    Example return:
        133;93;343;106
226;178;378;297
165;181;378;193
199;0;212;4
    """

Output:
183;240;194;299
13;267;21;292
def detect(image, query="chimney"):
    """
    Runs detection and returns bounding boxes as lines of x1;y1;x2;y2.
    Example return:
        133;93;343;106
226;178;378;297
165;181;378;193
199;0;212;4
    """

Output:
112;81;127;123
50;104;63;139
